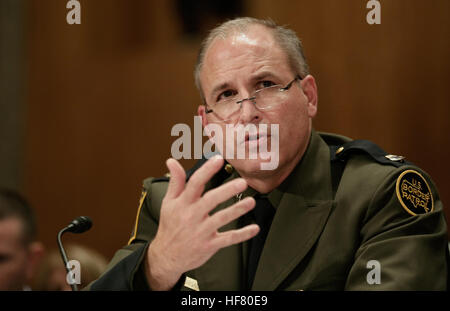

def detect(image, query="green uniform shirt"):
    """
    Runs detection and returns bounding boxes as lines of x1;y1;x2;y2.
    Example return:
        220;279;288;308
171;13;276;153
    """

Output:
90;130;449;290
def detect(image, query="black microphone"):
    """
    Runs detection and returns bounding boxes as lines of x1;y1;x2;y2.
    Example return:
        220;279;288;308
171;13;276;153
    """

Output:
65;216;92;234
57;216;93;291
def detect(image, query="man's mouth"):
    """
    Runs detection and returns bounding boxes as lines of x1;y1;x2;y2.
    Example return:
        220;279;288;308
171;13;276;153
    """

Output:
245;132;270;142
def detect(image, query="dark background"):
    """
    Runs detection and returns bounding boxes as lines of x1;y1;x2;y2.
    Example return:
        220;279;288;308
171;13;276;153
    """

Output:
1;0;449;260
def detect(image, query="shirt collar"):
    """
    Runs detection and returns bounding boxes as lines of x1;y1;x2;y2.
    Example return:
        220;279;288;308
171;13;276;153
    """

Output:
225;129;333;207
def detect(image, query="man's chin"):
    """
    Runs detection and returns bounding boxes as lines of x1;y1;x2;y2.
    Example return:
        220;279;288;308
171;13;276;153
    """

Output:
226;157;279;177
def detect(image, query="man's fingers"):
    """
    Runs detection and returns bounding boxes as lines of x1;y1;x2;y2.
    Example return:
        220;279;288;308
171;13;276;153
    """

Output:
183;155;224;202
213;224;260;250
205;197;255;232
200;178;248;214
165;158;186;200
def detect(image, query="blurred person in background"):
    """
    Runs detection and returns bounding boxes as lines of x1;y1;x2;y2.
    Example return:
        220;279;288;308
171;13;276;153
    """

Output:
0;189;44;291
33;243;108;291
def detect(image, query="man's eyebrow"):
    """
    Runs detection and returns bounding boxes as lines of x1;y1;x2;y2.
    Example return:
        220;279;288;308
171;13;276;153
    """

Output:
251;71;278;82
210;82;230;99
209;72;279;100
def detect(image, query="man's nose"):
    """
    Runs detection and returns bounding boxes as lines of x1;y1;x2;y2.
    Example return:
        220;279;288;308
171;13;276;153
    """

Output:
237;97;261;125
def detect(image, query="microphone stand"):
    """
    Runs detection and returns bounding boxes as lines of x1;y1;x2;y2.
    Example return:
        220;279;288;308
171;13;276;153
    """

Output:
57;216;92;291
57;227;78;291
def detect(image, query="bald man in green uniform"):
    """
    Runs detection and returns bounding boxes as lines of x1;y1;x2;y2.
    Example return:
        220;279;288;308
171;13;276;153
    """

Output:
90;17;449;291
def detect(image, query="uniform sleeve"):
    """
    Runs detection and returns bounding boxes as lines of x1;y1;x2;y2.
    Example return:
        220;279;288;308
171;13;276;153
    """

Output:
88;242;150;290
345;167;448;290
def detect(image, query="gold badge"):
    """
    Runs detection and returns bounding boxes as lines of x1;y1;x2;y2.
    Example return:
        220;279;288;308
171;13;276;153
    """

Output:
224;163;233;174
335;146;344;155
395;170;433;216
184;276;199;291
385;154;405;162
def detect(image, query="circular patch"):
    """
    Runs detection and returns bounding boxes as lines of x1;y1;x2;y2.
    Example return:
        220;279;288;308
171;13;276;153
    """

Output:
395;170;434;216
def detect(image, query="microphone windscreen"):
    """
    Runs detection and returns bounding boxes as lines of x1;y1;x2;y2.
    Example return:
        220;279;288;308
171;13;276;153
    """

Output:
68;216;93;233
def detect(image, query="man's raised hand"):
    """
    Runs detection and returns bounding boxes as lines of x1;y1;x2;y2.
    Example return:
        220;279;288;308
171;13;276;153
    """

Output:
145;155;259;290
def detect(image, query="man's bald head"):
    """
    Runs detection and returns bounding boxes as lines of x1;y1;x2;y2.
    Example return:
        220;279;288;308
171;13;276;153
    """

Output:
194;17;310;102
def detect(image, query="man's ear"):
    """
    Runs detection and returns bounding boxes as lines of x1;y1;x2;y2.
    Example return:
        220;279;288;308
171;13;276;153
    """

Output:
26;241;45;282
198;105;209;128
300;75;318;118
197;105;211;140
198;105;216;140
198;105;221;147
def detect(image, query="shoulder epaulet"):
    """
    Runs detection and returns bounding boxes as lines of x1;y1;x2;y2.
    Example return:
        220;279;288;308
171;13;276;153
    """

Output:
148;157;211;184
151;176;170;183
330;139;412;168
149;152;231;186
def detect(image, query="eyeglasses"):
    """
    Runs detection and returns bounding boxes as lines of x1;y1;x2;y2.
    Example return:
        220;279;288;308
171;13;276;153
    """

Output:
205;75;302;122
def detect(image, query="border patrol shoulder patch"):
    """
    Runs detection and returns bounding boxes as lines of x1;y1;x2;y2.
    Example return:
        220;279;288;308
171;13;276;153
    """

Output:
395;169;434;216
